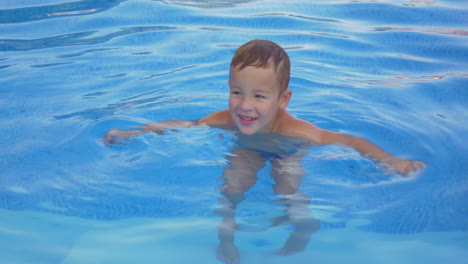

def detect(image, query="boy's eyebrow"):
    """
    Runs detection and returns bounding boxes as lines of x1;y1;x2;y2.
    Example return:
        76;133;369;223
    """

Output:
254;88;272;93
228;80;240;88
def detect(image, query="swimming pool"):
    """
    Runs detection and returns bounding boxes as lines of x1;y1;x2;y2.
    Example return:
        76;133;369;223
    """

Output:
1;0;467;263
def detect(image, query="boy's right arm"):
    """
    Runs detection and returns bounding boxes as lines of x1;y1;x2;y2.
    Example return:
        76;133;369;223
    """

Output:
101;120;196;146
102;110;232;146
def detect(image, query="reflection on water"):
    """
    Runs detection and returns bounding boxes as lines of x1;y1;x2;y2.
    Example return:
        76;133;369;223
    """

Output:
410;0;437;4
0;0;126;23
158;0;256;9
372;26;468;36
0;26;177;51
215;147;320;263
395;75;444;81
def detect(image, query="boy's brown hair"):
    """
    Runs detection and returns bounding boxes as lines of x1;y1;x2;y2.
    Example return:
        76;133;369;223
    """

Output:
230;39;290;92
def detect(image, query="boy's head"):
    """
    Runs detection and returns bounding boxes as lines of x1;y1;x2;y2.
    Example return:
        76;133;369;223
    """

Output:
228;40;293;135
230;39;290;92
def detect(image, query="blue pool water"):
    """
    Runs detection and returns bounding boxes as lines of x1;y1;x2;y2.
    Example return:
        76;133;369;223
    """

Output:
1;0;467;263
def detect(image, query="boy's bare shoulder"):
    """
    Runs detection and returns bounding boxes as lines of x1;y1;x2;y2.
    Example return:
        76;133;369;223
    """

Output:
280;112;322;144
197;109;234;126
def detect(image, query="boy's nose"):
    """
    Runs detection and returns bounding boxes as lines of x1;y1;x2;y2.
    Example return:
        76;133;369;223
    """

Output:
239;96;254;111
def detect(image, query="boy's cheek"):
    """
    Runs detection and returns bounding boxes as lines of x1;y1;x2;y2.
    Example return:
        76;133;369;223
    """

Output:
228;99;237;109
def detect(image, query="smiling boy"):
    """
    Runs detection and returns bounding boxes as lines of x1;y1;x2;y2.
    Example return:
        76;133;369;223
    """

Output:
103;39;425;176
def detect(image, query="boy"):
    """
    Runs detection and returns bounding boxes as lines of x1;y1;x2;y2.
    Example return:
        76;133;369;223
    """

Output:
102;39;425;177
102;39;426;262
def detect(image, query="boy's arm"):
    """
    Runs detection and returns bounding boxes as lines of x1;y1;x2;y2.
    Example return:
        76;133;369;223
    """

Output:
197;109;234;128
102;110;232;146
318;129;426;176
101;120;196;146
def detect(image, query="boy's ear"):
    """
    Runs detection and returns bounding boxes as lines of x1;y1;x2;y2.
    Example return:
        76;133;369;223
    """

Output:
279;89;292;108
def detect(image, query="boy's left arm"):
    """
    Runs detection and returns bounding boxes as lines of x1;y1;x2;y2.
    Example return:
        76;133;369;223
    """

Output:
318;130;426;176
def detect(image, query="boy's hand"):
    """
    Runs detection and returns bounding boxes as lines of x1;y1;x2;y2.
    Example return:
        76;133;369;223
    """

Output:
100;129;132;147
100;125;165;147
382;158;427;177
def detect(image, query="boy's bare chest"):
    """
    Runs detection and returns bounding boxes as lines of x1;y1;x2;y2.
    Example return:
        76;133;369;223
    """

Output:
235;132;309;155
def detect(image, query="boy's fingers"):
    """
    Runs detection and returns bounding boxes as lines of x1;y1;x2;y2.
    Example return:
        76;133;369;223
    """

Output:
403;167;412;176
98;137;112;147
412;160;426;167
412;161;426;172
411;166;420;176
380;160;426;177
417;161;427;168
407;161;426;176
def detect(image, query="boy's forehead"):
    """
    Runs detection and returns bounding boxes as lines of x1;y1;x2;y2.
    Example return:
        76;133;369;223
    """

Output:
231;58;276;72
229;63;277;77
229;66;277;83
228;65;282;93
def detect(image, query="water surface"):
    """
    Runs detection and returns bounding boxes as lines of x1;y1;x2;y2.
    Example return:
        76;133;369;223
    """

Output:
0;1;467;263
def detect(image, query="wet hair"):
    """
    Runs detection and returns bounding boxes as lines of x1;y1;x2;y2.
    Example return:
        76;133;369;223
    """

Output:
230;39;290;92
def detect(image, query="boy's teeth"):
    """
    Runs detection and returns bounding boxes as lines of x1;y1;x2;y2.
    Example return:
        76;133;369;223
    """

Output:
241;116;255;121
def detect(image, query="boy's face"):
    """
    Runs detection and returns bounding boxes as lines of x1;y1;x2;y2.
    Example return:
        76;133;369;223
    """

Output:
228;64;291;135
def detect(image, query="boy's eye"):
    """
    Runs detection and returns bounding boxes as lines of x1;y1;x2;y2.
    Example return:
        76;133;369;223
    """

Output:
255;94;266;99
231;91;240;95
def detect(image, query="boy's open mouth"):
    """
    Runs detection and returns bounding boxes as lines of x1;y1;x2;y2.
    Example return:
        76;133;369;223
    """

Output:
238;114;258;125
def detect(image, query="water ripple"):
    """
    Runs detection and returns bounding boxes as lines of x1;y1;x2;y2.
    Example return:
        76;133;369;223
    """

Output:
57;48;119;58
371;26;468;36
249;12;342;24
30;62;74;68
140;65;197;80
103;73;128;79
53;89;200;121
0;0;126;24
82;92;109;99
158;0;255;9
0;26;178;51
0;64;14;70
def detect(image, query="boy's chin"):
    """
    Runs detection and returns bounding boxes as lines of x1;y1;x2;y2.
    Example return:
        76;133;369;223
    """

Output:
237;126;263;136
236;126;257;136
